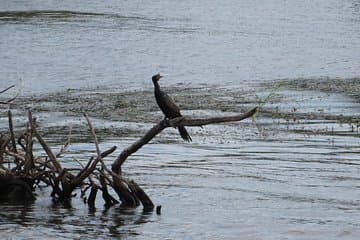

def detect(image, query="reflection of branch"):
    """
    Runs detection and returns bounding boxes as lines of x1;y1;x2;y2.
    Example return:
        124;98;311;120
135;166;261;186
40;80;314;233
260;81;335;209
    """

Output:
0;85;18;104
112;107;258;174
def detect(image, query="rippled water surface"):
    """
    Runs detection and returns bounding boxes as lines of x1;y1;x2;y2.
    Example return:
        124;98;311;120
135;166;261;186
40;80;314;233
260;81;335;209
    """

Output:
0;0;360;239
1;0;359;93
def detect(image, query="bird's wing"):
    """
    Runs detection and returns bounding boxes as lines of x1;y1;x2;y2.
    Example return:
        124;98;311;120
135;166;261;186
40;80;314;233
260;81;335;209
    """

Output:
161;91;182;116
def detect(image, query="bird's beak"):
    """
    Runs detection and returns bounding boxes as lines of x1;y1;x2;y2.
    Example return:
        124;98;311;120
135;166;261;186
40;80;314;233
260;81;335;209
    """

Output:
159;75;164;80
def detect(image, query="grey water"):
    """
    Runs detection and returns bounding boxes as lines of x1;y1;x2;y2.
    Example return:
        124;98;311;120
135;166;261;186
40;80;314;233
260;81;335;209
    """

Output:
0;0;360;239
0;0;359;94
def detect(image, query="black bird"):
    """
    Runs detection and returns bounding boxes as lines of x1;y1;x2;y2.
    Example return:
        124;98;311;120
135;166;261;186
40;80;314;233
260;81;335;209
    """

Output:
152;73;192;142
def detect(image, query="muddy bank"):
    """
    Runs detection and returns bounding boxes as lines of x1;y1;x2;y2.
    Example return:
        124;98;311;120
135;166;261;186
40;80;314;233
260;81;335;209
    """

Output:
270;77;360;101
260;77;360;121
0;86;256;143
2;86;255;121
1;78;359;143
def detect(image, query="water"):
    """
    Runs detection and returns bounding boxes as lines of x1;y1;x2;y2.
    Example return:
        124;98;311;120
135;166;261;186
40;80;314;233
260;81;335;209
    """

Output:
0;0;359;94
0;0;360;239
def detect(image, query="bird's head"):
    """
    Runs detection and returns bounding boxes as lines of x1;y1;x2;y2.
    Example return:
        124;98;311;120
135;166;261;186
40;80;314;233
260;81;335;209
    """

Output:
152;73;163;83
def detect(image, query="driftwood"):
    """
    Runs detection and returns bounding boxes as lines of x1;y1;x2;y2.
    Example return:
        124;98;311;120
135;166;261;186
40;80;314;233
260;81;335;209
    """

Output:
0;106;257;209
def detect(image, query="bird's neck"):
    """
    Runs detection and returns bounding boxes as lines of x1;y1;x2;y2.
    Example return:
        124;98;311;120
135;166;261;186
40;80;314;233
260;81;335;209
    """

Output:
153;81;161;93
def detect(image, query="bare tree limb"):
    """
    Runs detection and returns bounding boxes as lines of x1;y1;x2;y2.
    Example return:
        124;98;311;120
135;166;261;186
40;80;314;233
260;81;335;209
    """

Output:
0;136;11;165
0;85;18;104
112;107;258;174
24;111;35;175
169;107;258;127
83;113;143;207
127;180;154;210
0;85;15;94
83;113;101;157
5;149;26;162
0;95;18;104
8;111;17;153
75;113;117;183
56;125;72;158
29;114;63;173
72;146;116;187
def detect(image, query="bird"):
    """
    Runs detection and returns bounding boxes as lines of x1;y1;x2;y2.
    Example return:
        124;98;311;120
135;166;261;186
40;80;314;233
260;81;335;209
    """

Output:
152;73;192;142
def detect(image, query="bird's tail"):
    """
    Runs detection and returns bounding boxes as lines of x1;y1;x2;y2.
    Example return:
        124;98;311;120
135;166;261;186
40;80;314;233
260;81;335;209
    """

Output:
178;126;192;142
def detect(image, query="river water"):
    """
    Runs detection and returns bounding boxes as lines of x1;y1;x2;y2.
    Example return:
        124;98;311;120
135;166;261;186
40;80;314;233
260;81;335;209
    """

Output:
1;0;359;93
0;0;360;239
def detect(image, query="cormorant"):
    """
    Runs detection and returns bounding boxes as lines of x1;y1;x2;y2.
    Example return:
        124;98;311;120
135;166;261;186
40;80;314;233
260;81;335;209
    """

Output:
152;73;192;142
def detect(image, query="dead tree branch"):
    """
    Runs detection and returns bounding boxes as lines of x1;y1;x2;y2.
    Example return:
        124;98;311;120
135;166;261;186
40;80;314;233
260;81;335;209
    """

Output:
31;117;63;173
1;100;257;209
0;85;18;104
112;107;258;174
0;85;15;94
7;111;17;153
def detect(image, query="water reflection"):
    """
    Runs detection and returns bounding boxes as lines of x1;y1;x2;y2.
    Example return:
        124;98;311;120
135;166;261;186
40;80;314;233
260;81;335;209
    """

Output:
0;203;35;226
0;196;157;238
